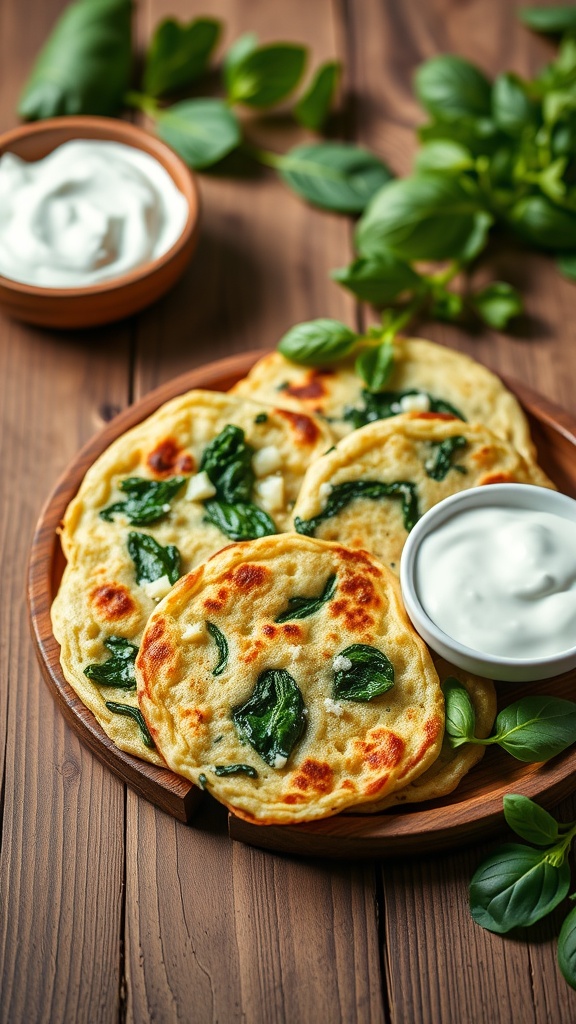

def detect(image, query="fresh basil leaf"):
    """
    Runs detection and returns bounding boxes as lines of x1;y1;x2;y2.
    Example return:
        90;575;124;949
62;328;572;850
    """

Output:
105;701;156;749
84;636;138;690
492;73;539;136
343;389;465;430
356;174;484;262
226;43;307;108
275;574;337;623
418;117;503;157
425;436;468;480
470;843;571;934
557;252;576;279
206;621;229;676
100;476;186;525
415;140;474;174
277;143;393;214
294;61;341;130
442;677;476;748
520;6;576;34
494;696;576;762
471;281;523;329
128;531;180;586
331;253;421;305
223;32;258;91
509;195;576;251
333;644;394;702
431;289;465;323
143;17;221;98
153;99;241;169
278;318;358;365
294;479;419;536
200;425;254;503
503;795;561;847
355;342;395;393
415;55;492;122
18;0;132;120
558;905;576;990
213;764;258;778
203;500;276;541
233;668;306;768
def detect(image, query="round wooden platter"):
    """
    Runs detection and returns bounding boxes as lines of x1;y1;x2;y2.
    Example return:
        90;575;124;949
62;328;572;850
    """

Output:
28;350;576;858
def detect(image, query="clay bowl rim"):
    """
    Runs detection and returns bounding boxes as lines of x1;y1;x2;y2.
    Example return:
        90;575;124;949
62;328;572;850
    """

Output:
0;115;201;298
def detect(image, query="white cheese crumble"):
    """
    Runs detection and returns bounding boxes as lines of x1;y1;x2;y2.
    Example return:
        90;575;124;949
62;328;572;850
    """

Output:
254;475;285;512
273;754;288;769
319;482;332;503
290;646;303;662
143;574;172;601
185;470;217;502
332;654;352;672
181;622;204;642
324;698;343;717
252;445;282;477
162;503;171;513
399;392;430;413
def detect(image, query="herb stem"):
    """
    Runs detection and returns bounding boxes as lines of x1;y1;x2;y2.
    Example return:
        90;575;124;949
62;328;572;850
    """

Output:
380;286;430;343
242;141;283;169
124;91;159;117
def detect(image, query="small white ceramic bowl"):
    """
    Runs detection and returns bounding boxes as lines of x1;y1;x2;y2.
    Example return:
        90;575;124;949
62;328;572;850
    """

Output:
400;483;576;682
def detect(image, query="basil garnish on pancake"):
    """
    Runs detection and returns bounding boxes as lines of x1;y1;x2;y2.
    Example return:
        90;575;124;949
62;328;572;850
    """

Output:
275;573;337;622
127;531;181;585
343;388;465;430
233;668;307;768
333;644;395;702
84;636;138;690
105;701;156;749
206;622;229;676
424;435;468;481
100;476;186;524
294;479;420;535
199;424;277;540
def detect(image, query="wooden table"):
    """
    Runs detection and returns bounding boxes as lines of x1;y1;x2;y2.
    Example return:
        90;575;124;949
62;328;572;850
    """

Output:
3;1;576;1021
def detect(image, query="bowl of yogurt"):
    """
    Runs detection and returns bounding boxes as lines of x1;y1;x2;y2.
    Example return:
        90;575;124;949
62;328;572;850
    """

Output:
400;484;576;682
0;116;200;327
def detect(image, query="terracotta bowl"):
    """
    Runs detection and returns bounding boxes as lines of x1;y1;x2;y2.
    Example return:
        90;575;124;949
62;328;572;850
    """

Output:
0;116;201;328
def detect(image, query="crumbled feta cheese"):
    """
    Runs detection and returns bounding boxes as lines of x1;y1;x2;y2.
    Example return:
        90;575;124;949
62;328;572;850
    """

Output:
162;503;171;512
181;622;204;642
399;392;430;413
389;402;401;414
273;754;287;769
319;482;332;503
186;470;217;502
143;574;172;601
333;654;353;672
252;445;282;477
324;698;343;717
254;474;284;512
290;646;303;662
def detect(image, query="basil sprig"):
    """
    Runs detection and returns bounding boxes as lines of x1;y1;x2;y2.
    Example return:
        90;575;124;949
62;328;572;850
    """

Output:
294;479;420;536
332;645;395;702
199;425;276;541
206;622;229;676
105;701;156;749
343;389;465;431
84;636;138;690
444;681;576;762
294;62;341;131
128;531;180;586
275;574;337;623
100;476;186;525
143;17;221;98
232;669;306;768
424;435;468;481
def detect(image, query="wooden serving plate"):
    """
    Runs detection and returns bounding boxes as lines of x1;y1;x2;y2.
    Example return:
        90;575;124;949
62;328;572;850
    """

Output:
28;351;576;857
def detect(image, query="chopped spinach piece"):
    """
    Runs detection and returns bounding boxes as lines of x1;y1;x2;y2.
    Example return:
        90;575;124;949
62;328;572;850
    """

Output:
343;389;465;430
424;435;468;481
254;412;268;424
100;476;186;524
203;499;276;540
84;636;138;690
333;644;395;702
206;621;229;675
233;668;306;768
127;531;181;585
200;424;254;503
198;773;208;789
213;764;258;778
105;701;155;749
294;479;419;535
275;573;337;623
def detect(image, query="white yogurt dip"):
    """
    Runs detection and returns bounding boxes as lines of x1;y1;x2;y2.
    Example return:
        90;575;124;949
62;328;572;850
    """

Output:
0;139;189;288
415;505;576;660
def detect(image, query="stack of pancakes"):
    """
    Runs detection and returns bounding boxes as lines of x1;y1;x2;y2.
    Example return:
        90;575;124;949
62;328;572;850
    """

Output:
52;338;553;823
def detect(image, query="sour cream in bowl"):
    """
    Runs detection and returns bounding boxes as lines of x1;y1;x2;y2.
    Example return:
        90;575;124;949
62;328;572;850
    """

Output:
400;484;576;681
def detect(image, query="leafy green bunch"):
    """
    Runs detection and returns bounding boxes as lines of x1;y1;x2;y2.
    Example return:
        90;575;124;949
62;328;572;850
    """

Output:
17;0;391;214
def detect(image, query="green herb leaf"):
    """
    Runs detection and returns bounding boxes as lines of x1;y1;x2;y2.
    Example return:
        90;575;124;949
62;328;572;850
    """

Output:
470;843;571;934
278;318;358;365
233;668;306;768
200;424;254;503
153;99;241;169
223;32;258;91
84;636;138;690
418;117;503;157
105;701;156;749
254;412;268;424
424;435;468;481
520;6;576;34
127;531;180;586
213;764;258;778
471;282;524;329
492;72;539;136
333;644;394;702
18;0;132;120
442;677;476;748
275;574;337;623
415;55;492;122
294;478;419;535
558;905;576;990
206;621;229;676
510;195;576;251
343;389;465;431
294;61;341;130
331;253;421;305
355;342;395;393
415;140;475;174
277;143;393;214
493;696;576;762
503;795;561;847
143;17;221;97
226;43;307;108
431;289;465;323
203;500;276;541
100;476;186;525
